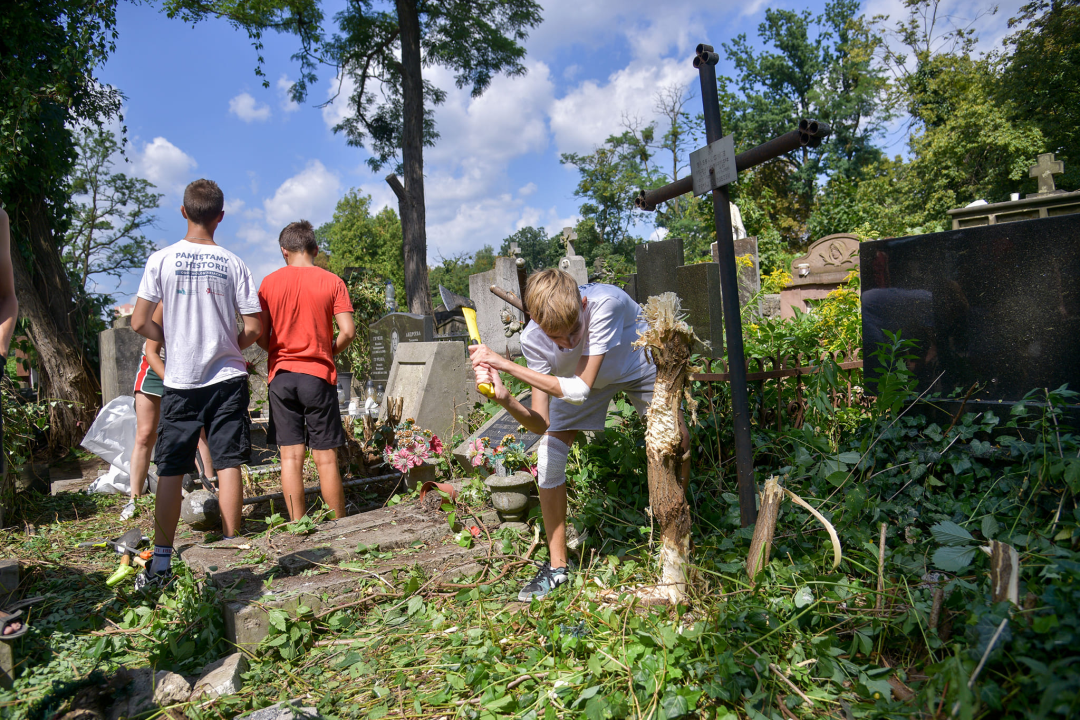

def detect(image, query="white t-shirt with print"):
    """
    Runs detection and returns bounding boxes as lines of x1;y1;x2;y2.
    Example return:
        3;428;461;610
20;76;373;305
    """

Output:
136;240;261;389
519;283;652;389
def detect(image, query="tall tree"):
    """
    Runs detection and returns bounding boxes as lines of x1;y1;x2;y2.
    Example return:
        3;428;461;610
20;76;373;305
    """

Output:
1;0;123;445
999;0;1080;191
165;0;543;317
64;126;161;297
318;189;405;307
721;0;890;241
427;246;494;308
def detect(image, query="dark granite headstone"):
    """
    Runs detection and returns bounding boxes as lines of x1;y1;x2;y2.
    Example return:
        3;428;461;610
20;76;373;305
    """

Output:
453;391;542;468
861;215;1080;404
621;274;638;304
369;313;434;385
676;263;724;358
635;237;685;302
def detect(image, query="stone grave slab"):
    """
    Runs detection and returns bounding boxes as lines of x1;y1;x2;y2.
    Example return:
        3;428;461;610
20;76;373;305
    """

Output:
861;214;1080;407
369;313;434;387
179;502;495;649
676;263;724;358
468;256;525;357
453;391;542;468
714;236;762;309
781;233;860;318
635;237;685;302
99;325;145;406
379;341;479;442
621;274;638;303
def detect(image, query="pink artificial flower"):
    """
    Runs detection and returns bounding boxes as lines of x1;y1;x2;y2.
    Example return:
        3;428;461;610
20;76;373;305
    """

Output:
471;453;486;468
430;435;444;455
529;465;538;477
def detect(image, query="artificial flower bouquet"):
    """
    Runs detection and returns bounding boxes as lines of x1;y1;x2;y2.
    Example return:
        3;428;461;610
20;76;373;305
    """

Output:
466;433;537;477
382;418;444;473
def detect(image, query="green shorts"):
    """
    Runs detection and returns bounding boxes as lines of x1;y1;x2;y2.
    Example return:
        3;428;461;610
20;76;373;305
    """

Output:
133;356;165;397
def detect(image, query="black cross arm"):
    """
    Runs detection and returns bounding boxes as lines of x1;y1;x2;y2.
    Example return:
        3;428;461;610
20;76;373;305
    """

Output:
634;119;831;211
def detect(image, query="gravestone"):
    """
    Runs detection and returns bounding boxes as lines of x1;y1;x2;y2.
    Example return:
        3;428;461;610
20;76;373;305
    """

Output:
468;256;525;357
557;228;589;286
99;326;146;405
379;342;480;443
780;233;860;318
676;263;724;358
368;313;434;386
712;235;761;309
635;237;685;302
861;214;1080;407
621;274;639;303
453;390;543;468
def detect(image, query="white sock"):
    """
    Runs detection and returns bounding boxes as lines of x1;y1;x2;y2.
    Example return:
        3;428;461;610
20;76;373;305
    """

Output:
150;545;173;575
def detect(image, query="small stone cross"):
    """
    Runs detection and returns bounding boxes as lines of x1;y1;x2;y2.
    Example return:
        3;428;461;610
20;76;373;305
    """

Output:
1029;153;1064;194
560;227;578;257
508;241;520;258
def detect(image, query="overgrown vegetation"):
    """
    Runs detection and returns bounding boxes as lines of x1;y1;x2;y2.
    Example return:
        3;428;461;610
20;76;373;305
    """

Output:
4;326;1078;719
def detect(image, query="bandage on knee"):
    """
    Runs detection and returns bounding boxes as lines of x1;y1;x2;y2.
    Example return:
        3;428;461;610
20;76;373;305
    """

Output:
536;435;570;489
557;375;590;405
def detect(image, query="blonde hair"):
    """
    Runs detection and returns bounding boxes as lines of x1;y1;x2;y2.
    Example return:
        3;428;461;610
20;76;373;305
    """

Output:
525;268;582;334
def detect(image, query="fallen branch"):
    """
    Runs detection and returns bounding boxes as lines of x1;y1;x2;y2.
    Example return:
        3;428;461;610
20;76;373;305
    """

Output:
746;646;814;707
876;523;887;614
785;489;842;570
747;477;784;582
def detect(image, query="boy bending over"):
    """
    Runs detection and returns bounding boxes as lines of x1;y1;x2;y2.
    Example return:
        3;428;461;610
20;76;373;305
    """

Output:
470;269;689;601
257;220;355;521
132;179;262;591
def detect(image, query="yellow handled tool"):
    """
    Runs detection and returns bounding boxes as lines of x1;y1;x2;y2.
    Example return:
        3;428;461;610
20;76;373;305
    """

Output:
439;285;495;398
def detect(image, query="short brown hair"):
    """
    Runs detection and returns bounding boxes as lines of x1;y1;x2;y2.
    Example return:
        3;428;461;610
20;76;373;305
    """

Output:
183;179;224;225
525;268;582;335
279;220;318;255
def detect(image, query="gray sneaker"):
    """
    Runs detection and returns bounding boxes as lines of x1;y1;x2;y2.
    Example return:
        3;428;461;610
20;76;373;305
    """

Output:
518;562;569;602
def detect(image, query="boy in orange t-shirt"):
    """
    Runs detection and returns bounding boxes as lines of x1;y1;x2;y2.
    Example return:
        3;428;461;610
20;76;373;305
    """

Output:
257;220;355;521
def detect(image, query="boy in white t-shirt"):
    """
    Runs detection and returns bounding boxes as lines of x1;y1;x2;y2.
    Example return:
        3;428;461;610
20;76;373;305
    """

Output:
130;179;262;592
470;268;690;601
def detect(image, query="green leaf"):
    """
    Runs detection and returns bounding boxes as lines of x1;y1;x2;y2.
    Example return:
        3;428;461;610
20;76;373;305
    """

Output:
826;470;848;487
1032;614;1059;633
793;586;814;608
838;451;862;464
268;609;288;632
407;595;424;616
930;520;975;546
932;545;978;572
1064;459;1080;494
485;694;515;711
367;704;388;720
981;516;1000;539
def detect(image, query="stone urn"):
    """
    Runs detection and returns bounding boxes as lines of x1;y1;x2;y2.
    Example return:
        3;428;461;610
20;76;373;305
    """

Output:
484;470;537;523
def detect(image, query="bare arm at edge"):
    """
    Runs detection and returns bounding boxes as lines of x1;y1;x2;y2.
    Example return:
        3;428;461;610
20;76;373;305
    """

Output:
238;313;262;350
333;312;355;355
0;209;17;357
131;297;164;342
144;303;166;378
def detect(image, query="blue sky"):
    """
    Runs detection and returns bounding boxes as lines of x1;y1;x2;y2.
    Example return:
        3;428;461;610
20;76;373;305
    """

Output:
99;0;1022;303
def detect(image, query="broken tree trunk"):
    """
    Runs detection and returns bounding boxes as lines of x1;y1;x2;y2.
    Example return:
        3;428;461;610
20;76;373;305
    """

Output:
634;292;698;604
747;476;784;582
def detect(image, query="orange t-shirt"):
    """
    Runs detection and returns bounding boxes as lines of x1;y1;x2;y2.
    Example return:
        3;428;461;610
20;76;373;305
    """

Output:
258;266;354;385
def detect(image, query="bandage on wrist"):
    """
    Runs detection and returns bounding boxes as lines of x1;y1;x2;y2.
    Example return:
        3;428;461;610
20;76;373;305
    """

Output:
557;375;590;405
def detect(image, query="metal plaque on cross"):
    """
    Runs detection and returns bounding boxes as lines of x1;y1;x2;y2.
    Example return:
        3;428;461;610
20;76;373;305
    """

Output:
689;133;737;196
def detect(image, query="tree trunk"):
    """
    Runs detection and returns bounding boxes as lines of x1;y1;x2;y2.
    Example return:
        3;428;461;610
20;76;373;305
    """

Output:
9;194;100;449
395;0;433;317
637;292;696;604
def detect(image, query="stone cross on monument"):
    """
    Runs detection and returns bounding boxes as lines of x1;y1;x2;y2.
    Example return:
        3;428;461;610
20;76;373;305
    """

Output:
1029;153;1065;195
558;227;588;284
508;241;521;258
634;43;832;527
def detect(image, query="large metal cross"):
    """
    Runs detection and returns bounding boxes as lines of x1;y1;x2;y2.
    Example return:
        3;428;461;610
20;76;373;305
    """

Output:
636;44;831;527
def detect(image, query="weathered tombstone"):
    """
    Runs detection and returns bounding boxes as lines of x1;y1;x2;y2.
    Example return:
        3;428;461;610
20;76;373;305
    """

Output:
468;257;524;357
453;390;543;468
712;235;761;309
676;263;724;358
379;342;481;443
621;274;639;303
779;233;860;319
557;227;589;286
368;313;434;387
99;324;146;406
861;214;1080;407
635;237;685;302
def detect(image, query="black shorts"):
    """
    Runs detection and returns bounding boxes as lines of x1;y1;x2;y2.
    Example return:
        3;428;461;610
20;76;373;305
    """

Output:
154;377;251;476
267;371;346;450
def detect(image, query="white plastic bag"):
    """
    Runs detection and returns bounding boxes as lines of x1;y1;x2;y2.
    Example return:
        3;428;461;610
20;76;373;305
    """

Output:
82;396;138;495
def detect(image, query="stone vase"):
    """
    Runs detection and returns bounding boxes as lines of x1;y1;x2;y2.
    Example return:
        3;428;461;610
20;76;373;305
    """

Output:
484;470;537;523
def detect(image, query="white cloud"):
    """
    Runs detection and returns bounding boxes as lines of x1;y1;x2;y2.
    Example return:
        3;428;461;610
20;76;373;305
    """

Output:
223;198;245;215
277;76;300;113
127;136;197;196
263;160;342;229
322;74;357;129
229;92;272;122
549;57;687;155
518;182;538;197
